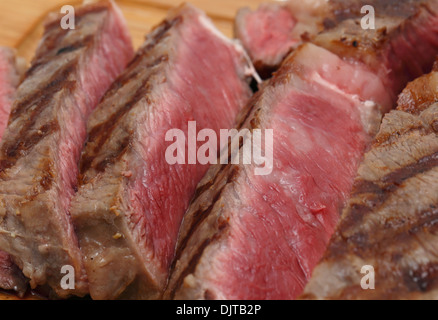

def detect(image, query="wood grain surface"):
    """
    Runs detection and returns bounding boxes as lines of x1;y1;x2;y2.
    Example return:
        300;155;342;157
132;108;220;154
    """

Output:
0;0;269;300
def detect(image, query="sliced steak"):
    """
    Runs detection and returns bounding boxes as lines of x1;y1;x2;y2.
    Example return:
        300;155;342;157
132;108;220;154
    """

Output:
0;1;134;298
301;63;438;300
235;0;438;80
234;0;329;78
166;2;438;299
165;43;394;300
0;47;27;296
315;0;438;101
70;4;255;300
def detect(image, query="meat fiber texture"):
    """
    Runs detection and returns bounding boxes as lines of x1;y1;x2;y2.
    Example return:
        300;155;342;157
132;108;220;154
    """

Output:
70;3;255;300
301;62;438;300
0;0;134;298
166;1;438;300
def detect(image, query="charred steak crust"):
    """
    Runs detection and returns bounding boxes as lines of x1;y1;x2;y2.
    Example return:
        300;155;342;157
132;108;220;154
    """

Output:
0;0;133;298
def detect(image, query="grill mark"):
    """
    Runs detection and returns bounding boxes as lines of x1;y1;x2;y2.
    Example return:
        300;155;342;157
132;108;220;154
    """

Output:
342;151;438;228
171;166;240;271
0;60;76;171
0;119;62;172
10;61;77;122
101;55;168;103
330;201;438;262
383;151;438;186
169;225;229;300
81;75;154;175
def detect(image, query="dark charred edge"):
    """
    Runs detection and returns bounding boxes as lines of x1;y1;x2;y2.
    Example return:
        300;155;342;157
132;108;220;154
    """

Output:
170;166;240;273
78;16;183;175
168;224;229;300
79;72;155;176
253;60;281;80
142;16;183;53
0;60;74;172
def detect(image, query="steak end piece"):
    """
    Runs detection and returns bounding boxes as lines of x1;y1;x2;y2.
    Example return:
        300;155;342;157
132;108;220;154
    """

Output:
234;0;330;78
0;47;27;296
70;3;255;300
0;0;134;298
301;62;438;300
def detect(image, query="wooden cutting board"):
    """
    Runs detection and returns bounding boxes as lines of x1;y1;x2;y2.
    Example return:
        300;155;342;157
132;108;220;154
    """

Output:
0;0;268;62
0;0;269;300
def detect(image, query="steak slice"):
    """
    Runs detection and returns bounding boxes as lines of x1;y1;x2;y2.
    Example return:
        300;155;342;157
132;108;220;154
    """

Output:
70;4;255;300
235;0;438;80
234;0;329;78
301;62;438;300
314;0;438;102
165;43;393;300
0;47;27;297
0;0;134;298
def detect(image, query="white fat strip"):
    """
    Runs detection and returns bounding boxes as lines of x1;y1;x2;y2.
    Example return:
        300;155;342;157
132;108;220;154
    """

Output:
311;71;382;135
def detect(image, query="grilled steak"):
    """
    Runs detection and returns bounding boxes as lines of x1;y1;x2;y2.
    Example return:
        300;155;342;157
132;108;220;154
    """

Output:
234;0;329;78
166;2;438;299
0;47;27;296
70;4;255;300
301;61;438;300
235;0;438;80
0;1;134;298
165;43;393;300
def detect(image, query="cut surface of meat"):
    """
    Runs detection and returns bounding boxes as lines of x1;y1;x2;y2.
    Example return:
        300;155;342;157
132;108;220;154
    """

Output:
70;3;254;300
301;63;438;300
0;0;134;298
166;0;438;299
234;0;329;78
165;43;393;300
